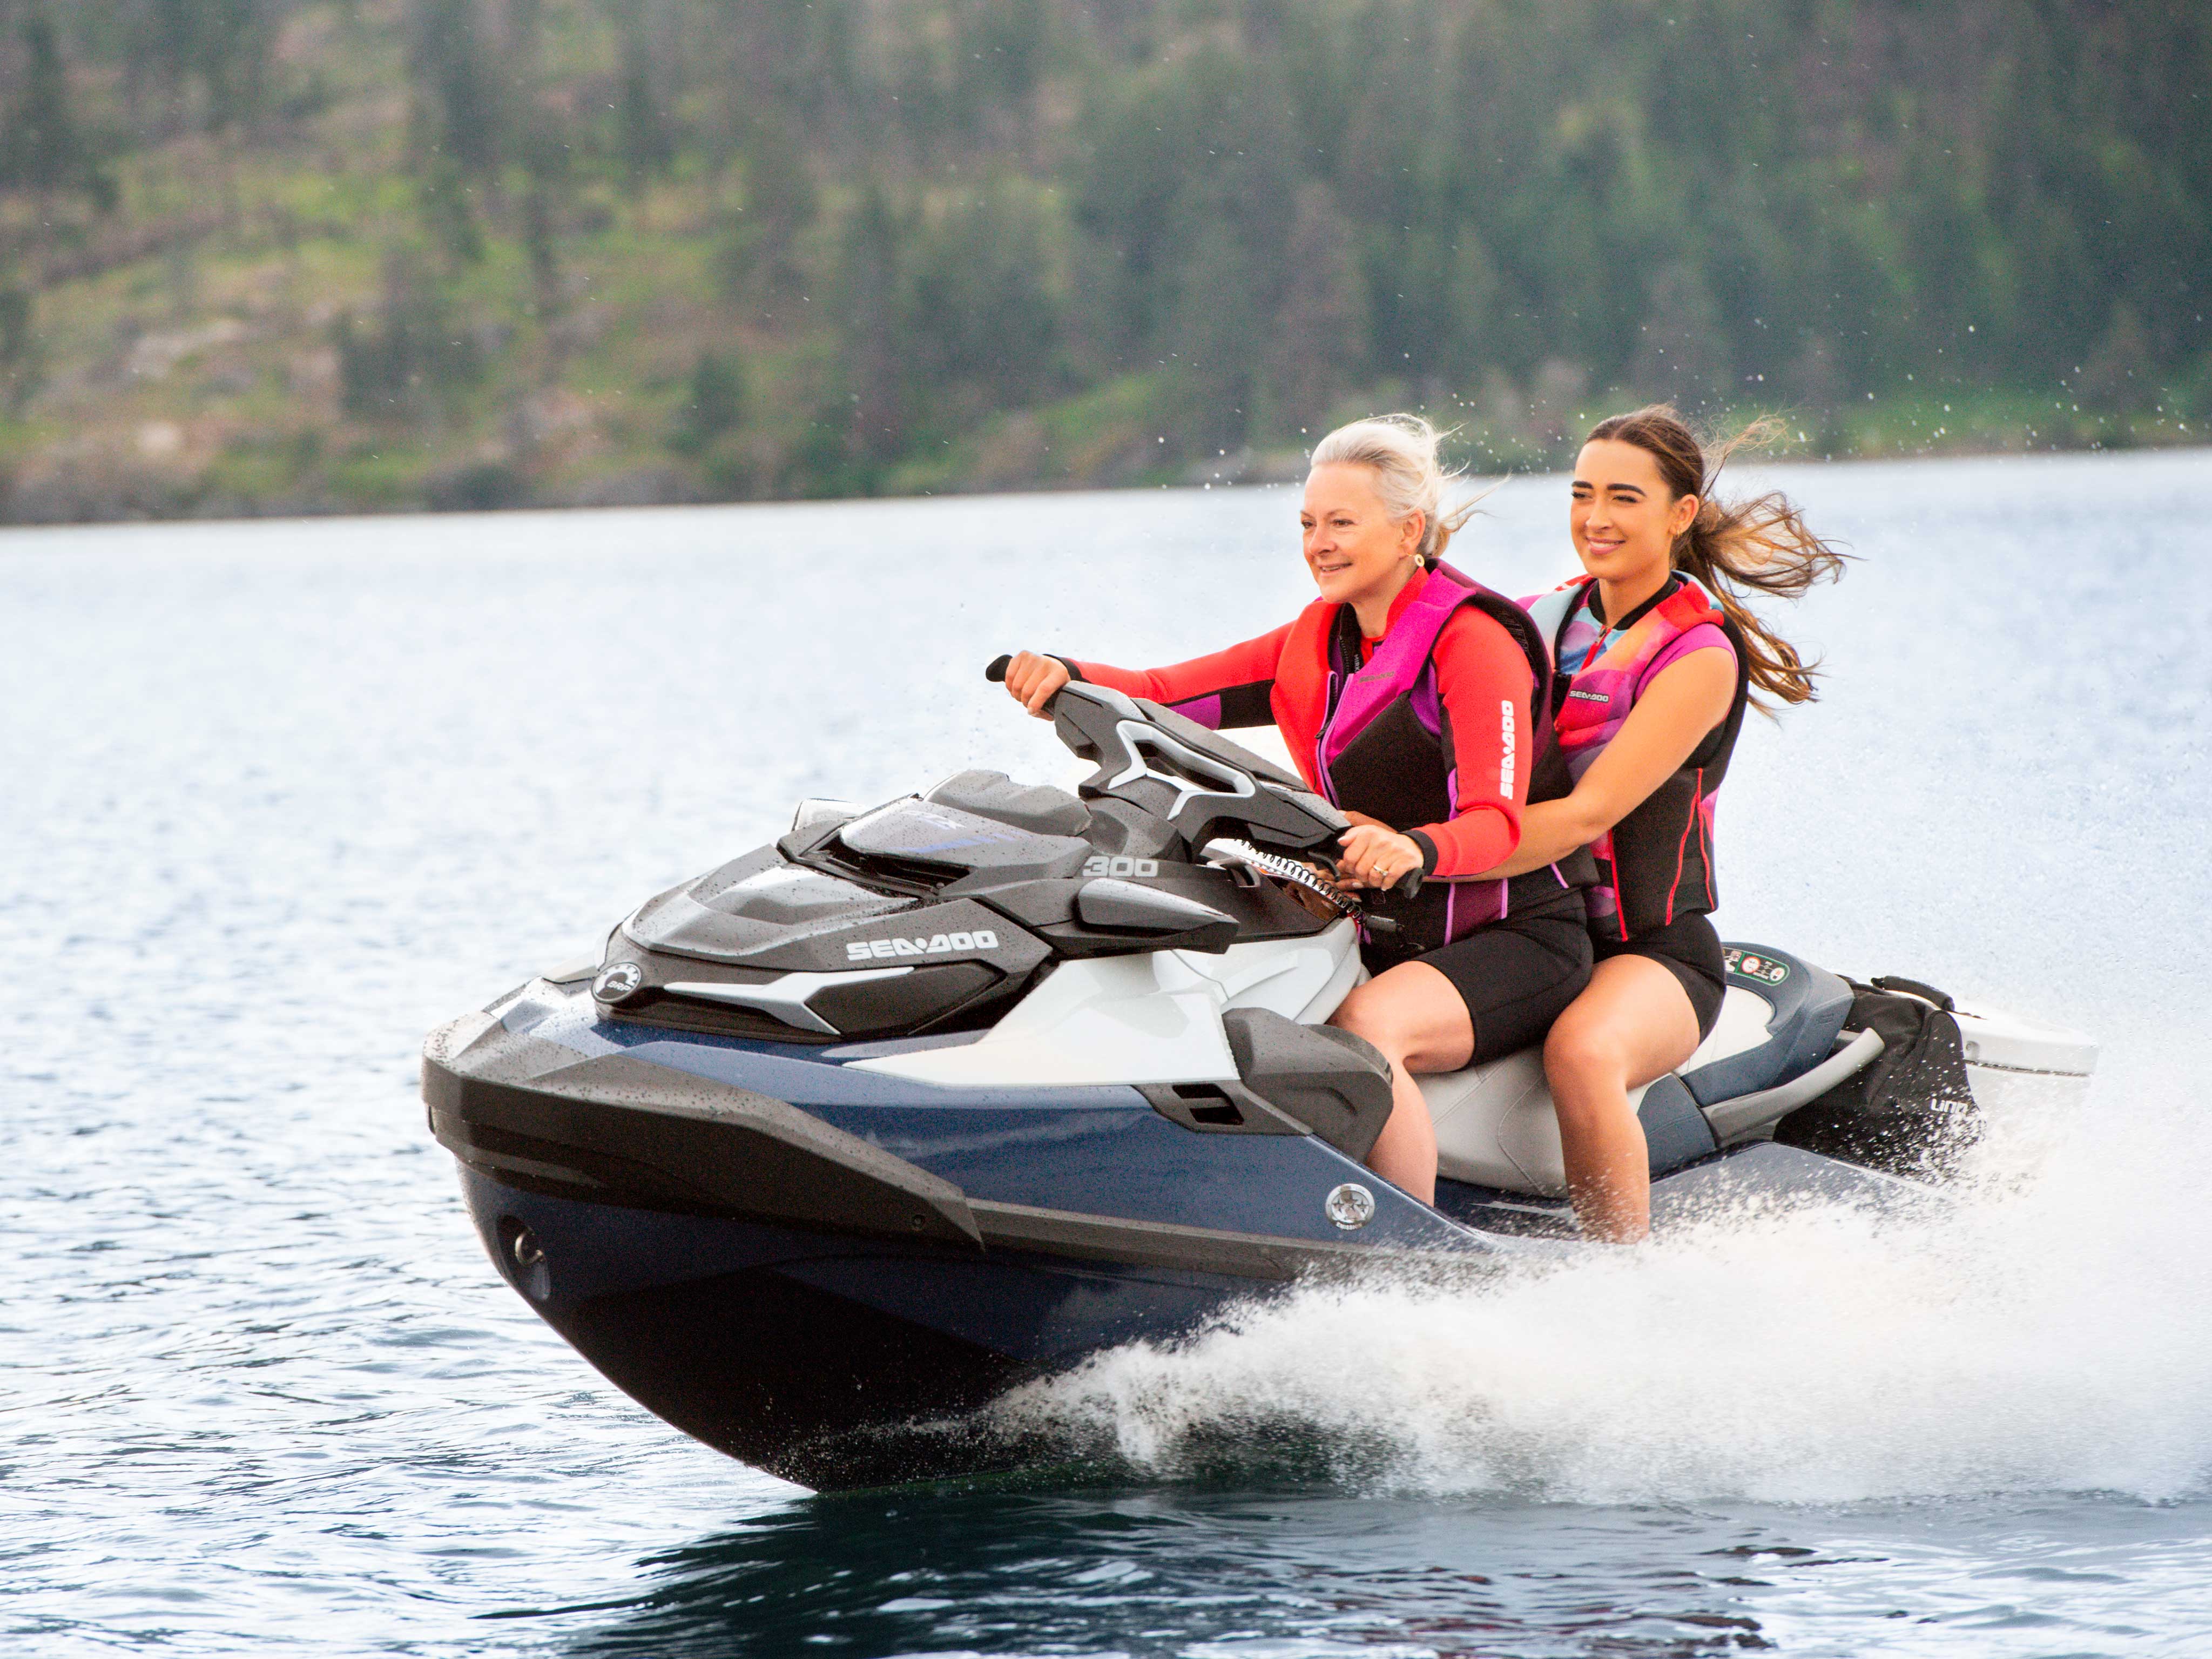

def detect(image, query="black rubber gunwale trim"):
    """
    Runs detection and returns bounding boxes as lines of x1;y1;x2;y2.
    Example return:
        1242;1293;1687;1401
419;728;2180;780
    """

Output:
422;1015;983;1246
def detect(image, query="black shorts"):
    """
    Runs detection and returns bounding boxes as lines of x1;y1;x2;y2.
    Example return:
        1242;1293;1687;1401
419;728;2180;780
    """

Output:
1366;888;1595;1064
1594;909;1727;1041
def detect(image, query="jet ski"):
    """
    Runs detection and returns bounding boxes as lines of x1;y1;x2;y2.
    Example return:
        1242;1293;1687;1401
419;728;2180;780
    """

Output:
422;671;2095;1489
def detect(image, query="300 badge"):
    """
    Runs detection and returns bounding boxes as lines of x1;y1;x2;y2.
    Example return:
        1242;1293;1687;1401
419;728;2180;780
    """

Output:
1083;855;1159;878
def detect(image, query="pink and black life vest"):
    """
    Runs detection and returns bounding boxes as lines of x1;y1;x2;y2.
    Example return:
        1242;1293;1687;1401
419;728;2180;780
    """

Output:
1523;573;1749;940
1300;562;1589;956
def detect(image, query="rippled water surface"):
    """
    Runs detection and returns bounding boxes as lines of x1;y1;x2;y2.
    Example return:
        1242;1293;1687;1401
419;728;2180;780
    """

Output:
5;451;2210;1655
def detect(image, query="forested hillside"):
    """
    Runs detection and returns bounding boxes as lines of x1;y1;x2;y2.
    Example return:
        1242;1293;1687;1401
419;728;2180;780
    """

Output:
0;1;2203;520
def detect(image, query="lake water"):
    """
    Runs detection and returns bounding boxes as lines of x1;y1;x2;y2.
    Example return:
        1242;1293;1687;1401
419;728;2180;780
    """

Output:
4;449;2210;1656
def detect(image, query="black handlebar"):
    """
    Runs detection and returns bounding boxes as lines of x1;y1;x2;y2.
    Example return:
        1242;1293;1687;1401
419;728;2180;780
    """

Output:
992;652;1419;899
1351;861;1421;900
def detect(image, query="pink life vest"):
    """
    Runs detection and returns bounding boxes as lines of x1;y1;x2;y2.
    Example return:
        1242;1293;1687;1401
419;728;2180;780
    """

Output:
1522;573;1747;940
1308;563;1587;954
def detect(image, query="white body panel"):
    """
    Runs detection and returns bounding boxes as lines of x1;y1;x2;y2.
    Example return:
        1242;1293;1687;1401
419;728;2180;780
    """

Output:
665;966;911;1037
1168;921;1367;1025
1952;1004;2097;1076
850;920;1361;1089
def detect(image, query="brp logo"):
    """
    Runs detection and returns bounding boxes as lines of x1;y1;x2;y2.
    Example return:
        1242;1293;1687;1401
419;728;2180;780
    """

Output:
592;961;645;1003
1324;1183;1375;1231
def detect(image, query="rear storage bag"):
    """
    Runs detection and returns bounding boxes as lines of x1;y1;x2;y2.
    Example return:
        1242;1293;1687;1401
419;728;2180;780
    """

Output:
1772;976;1980;1177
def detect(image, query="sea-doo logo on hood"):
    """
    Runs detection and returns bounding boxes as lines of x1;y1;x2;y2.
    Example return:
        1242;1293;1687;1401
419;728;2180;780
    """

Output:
847;930;1000;962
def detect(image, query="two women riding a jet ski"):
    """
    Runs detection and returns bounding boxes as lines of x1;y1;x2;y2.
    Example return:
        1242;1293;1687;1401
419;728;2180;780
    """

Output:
424;404;2092;1484
1000;405;1845;1242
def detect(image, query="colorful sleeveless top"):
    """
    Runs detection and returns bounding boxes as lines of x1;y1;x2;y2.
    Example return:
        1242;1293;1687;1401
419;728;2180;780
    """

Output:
1522;574;1747;940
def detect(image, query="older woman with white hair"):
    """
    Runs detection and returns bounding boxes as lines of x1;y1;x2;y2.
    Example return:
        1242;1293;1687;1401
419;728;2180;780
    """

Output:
999;415;1591;1204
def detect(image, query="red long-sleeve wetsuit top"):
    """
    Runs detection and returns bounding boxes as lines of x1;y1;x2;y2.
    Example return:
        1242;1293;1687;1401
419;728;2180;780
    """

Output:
1066;569;1535;879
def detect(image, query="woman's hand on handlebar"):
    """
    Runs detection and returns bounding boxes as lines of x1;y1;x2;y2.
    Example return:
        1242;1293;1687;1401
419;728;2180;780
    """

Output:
1002;651;1071;718
1335;818;1425;893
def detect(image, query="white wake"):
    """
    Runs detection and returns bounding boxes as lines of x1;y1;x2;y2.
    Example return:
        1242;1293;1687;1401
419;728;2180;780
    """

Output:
994;1065;2212;1504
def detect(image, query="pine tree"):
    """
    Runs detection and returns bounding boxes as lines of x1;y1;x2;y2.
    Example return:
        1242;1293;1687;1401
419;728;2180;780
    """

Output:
3;12;91;199
838;183;906;467
670;349;746;453
1258;181;1368;439
616;18;672;190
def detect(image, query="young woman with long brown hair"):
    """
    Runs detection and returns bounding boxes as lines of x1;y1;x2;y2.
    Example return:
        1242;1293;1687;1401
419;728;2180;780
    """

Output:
1487;405;1847;1240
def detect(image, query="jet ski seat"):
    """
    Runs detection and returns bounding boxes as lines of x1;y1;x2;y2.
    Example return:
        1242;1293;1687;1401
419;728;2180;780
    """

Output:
1425;943;1856;1195
925;770;1092;838
1677;947;1853;1105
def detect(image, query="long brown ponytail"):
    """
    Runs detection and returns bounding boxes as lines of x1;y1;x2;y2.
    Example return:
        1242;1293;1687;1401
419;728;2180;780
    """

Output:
1586;404;1848;710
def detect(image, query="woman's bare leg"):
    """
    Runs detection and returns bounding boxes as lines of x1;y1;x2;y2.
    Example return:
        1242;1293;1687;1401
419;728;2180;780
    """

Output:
1327;962;1474;1205
1541;954;1703;1242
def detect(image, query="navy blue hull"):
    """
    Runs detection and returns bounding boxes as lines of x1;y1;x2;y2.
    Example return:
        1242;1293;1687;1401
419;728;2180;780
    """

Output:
458;1167;1279;1487
427;984;1495;1487
429;976;1928;1487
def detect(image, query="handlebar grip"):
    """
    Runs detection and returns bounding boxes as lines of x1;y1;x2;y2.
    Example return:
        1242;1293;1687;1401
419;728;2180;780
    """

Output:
1390;868;1423;899
984;654;1013;684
